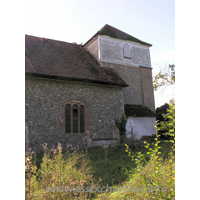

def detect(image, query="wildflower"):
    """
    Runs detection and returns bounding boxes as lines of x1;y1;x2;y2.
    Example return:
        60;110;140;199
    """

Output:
80;180;86;184
70;182;75;186
57;142;62;152
26;157;30;161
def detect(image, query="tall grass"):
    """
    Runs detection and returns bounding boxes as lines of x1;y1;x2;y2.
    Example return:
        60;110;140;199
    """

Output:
97;101;175;200
25;103;175;199
25;143;95;199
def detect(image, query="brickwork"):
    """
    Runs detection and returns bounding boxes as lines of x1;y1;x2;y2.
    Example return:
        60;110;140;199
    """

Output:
140;67;155;112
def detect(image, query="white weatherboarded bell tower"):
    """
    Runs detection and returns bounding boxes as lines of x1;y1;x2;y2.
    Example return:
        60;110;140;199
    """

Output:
85;24;156;140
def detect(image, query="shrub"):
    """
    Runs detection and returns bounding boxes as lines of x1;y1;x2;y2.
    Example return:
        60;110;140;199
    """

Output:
124;102;175;199
100;101;175;199
115;113;127;143
156;103;169;123
25;143;95;199
156;99;175;138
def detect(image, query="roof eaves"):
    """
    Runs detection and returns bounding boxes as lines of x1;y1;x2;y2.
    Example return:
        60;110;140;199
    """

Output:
139;65;153;69
84;24;152;47
84;32;98;47
125;104;156;117
25;72;129;87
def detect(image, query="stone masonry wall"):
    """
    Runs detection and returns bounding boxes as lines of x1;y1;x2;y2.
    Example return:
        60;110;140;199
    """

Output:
101;62;155;112
101;62;143;105
25;76;124;152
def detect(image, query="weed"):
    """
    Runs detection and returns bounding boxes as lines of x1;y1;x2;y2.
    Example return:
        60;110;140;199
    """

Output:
25;103;175;199
105;101;175;199
115;113;128;143
25;143;95;199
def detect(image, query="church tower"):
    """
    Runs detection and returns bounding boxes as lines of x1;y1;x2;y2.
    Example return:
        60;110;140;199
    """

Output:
84;24;155;112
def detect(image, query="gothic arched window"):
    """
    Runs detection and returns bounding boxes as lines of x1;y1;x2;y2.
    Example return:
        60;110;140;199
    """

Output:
64;100;86;133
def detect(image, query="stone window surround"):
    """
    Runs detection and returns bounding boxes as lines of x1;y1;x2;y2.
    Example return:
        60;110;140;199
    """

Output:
63;100;88;134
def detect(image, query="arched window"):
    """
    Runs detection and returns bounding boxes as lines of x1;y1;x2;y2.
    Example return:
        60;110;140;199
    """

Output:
123;43;131;58
64;100;86;133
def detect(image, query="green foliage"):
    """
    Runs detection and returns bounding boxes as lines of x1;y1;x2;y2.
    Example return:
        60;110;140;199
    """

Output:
156;103;169;123
153;64;175;91
124;102;175;199
25;142;174;200
160;99;175;138
102;101;175;199
25;143;94;199
115;113;128;143
25;104;175;199
155;99;175;138
86;146;135;187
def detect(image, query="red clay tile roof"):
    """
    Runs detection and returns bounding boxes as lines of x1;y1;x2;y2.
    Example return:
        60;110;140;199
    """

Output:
84;24;152;47
25;35;128;87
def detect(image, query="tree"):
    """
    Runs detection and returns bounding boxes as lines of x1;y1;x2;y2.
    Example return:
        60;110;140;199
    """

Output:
160;99;175;138
156;99;175;138
153;64;175;91
156;103;169;123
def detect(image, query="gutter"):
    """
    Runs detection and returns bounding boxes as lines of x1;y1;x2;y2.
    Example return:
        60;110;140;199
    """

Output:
25;72;129;88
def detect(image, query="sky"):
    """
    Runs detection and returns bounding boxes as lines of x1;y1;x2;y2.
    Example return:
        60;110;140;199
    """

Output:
25;0;175;108
2;1;200;196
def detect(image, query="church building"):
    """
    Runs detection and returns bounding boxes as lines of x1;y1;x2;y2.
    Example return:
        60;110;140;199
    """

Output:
25;24;156;152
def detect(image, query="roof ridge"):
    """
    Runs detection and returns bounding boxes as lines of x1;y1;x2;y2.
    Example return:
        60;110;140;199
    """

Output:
25;34;82;47
84;24;152;47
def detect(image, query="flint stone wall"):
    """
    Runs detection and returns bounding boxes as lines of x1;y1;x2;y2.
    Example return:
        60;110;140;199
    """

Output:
25;76;123;152
101;62;143;105
101;62;155;112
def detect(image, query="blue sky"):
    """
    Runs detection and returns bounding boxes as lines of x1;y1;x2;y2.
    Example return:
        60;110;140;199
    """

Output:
25;0;175;107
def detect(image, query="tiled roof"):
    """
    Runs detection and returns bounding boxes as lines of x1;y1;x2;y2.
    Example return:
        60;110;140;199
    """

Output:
25;35;128;87
125;104;156;117
84;24;152;47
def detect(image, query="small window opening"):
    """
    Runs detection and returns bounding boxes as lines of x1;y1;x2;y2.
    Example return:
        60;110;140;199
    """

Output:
123;43;131;58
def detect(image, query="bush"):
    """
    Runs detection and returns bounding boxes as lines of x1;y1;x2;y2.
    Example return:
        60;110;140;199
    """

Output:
156;103;169;123
124;103;175;199
115;113;127;143
156;100;175;139
98;101;175;199
25;143;95;199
